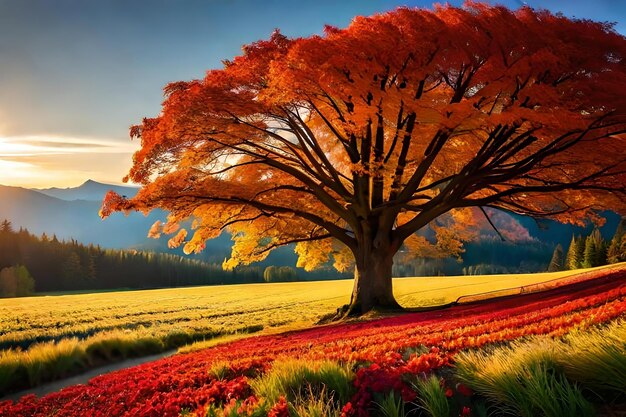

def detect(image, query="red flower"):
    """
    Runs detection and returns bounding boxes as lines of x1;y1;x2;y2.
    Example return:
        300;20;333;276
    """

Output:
340;402;354;417
268;396;289;417
456;383;473;397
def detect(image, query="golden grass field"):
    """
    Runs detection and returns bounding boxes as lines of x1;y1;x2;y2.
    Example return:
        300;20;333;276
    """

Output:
0;266;610;353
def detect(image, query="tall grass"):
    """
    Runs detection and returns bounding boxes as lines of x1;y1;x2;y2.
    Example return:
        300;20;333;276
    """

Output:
250;359;354;406
522;364;595;417
0;325;262;395
456;350;594;417
0;339;86;392
374;390;405;417
558;320;626;393
0;329;206;394
288;386;342;417
413;375;451;417
454;321;626;417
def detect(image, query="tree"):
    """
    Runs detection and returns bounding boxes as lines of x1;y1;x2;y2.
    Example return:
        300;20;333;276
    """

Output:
0;265;34;297
547;244;564;272
0;267;17;297
607;217;626;263
582;228;607;268
564;235;580;270
14;265;35;296
591;228;607;267
101;4;626;315
0;220;13;233
61;252;83;289
575;235;587;269
0;220;20;269
582;235;596;269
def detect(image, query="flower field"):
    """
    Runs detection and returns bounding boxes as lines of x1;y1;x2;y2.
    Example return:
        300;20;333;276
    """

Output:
1;268;624;417
0;267;603;395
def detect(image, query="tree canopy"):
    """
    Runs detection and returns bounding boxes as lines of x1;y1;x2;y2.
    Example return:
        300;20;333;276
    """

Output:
102;2;626;314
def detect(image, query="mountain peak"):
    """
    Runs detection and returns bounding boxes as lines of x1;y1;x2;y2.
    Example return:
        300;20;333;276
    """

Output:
79;179;103;188
35;180;139;201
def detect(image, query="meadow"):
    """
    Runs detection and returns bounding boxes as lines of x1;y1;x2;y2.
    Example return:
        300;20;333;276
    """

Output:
0;265;618;396
0;264;623;416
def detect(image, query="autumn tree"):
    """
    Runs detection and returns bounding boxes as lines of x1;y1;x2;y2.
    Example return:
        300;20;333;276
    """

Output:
102;3;626;315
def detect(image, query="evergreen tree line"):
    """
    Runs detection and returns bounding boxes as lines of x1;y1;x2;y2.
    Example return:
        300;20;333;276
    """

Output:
0;220;266;295
548;218;626;272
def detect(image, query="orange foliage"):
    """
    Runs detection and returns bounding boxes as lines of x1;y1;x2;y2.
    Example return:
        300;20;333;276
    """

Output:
103;3;626;273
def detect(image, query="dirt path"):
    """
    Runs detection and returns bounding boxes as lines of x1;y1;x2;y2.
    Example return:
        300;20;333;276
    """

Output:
1;350;176;403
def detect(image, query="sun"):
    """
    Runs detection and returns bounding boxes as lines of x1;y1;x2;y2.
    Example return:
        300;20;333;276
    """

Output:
0;136;32;156
0;136;43;187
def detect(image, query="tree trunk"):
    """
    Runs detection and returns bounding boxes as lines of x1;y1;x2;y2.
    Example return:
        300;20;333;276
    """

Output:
342;237;402;317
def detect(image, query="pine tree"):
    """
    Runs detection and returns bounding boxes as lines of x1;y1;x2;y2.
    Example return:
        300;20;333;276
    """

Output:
548;244;565;272
61;252;83;289
0;220;13;233
565;235;579;270
607;218;626;264
0;267;17;297
589;228;607;266
574;235;586;269
620;236;626;263
583;235;596;269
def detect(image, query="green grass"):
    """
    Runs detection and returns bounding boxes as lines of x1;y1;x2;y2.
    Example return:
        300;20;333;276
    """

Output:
250;359;354;405
0;265;615;394
454;320;625;416
413;375;451;417
558;321;626;393
374;390;406;417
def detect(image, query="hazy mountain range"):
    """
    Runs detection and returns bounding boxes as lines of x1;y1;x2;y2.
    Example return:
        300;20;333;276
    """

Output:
35;180;138;202
0;180;620;271
0;180;288;265
0;180;165;249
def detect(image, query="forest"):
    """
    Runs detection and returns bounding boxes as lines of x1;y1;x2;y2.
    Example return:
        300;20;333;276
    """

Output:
0;220;266;295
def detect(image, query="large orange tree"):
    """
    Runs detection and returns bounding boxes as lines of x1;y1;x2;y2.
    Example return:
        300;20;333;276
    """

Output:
102;3;626;315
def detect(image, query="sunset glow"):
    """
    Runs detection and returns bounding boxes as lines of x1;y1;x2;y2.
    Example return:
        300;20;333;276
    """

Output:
0;135;139;188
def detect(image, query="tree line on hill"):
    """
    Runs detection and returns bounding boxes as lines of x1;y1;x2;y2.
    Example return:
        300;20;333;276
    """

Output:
547;218;626;272
0;220;275;296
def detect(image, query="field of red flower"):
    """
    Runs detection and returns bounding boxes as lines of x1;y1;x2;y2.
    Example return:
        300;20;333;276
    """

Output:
1;271;624;417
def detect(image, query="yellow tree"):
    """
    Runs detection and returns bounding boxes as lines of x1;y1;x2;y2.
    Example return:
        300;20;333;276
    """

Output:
102;3;626;315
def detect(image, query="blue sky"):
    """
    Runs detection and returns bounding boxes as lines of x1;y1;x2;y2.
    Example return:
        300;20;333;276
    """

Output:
0;0;625;187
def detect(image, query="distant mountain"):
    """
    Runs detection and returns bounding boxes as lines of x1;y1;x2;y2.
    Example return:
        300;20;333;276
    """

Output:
0;181;272;264
34;179;138;202
0;183;166;249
